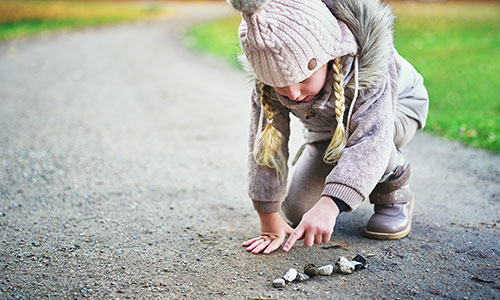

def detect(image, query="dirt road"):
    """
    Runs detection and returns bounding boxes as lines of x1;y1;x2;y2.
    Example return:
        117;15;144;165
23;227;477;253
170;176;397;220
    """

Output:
0;2;499;299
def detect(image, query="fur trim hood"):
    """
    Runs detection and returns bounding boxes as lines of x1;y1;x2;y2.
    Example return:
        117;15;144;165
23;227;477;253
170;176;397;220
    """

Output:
237;0;396;92
324;0;395;91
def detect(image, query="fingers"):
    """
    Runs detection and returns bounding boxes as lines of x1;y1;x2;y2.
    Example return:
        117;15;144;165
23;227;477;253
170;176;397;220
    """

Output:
283;226;305;252
304;230;315;247
322;232;331;244
245;239;266;252
300;227;331;247
263;238;283;254
251;239;272;254
314;233;322;245
242;236;263;247
243;235;284;254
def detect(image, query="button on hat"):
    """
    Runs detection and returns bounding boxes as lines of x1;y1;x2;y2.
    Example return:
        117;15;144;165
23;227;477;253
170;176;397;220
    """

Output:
228;0;357;87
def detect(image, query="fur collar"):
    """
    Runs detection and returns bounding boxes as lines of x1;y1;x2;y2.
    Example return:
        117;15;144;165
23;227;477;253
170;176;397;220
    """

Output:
324;0;395;91
239;0;396;92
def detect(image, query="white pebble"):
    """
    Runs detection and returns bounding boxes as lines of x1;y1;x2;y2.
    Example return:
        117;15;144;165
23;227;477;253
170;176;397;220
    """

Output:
283;268;298;282
272;278;285;288
336;256;356;274
318;264;334;276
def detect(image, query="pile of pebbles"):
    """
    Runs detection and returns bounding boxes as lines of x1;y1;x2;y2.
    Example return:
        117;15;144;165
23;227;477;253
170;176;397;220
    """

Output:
272;255;367;288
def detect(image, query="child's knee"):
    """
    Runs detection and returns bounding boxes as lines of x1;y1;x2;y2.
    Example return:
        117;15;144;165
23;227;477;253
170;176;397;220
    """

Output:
282;197;300;226
281;196;308;226
393;112;419;149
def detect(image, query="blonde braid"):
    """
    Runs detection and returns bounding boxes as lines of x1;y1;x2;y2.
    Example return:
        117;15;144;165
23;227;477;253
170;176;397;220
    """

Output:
253;83;287;180
323;57;347;164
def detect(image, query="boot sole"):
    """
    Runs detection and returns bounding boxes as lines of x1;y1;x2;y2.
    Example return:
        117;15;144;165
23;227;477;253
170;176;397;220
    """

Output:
363;195;414;240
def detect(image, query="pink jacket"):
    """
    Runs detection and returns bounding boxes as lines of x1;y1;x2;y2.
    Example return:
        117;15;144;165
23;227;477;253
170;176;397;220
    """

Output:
246;0;429;213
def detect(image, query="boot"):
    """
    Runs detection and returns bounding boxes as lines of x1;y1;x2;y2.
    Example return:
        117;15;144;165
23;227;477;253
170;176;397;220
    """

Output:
364;154;414;240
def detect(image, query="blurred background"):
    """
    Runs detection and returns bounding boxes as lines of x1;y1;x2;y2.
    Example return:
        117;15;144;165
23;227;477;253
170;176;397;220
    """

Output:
184;0;500;155
1;0;499;155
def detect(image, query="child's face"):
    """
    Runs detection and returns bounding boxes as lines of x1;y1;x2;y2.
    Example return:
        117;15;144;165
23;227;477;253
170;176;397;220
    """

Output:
274;63;328;102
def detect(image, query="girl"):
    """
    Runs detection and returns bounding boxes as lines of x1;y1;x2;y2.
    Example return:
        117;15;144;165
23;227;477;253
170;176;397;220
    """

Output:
228;0;429;254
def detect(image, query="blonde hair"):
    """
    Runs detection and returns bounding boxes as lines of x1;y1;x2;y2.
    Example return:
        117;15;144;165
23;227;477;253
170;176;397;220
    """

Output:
253;83;287;180
253;57;347;179
323;57;347;164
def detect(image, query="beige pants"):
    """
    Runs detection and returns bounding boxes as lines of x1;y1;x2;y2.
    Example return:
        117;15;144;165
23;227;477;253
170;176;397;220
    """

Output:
282;110;419;225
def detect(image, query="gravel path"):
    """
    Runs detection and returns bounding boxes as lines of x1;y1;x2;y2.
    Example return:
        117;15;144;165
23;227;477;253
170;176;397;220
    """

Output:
1;2;499;299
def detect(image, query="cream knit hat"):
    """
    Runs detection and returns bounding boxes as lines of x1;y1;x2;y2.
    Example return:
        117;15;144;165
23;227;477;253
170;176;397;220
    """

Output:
228;0;357;87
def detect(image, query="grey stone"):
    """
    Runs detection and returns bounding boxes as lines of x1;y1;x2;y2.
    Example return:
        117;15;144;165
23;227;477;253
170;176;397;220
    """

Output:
336;257;356;274
272;278;285;288
318;264;334;276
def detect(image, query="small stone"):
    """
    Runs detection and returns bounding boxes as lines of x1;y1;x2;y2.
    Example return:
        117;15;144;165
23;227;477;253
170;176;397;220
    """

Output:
352;255;367;270
304;264;319;277
336;256;356;274
318;264;334;276
297;273;310;282
272;278;285;288
283;268;298;282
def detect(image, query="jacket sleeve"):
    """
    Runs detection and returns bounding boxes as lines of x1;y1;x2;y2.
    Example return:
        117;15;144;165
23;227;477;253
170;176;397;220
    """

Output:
248;83;291;213
321;75;396;211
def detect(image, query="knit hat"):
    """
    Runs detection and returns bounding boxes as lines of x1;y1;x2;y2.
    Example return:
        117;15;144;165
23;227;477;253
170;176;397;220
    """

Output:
228;0;357;87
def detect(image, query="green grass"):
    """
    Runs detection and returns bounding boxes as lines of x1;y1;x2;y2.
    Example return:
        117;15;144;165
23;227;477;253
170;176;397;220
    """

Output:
392;2;500;154
185;14;242;67
185;2;500;155
0;0;166;42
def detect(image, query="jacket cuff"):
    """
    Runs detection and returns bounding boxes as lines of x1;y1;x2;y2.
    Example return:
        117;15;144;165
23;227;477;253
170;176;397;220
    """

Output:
332;197;350;213
252;200;281;213
322;183;365;212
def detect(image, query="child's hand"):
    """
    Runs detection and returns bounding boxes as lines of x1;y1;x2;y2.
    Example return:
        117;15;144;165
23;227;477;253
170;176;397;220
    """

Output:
283;196;339;252
242;211;293;254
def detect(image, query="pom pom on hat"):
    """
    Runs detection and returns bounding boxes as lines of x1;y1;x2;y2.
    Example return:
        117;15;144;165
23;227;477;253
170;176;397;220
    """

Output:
227;0;271;14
